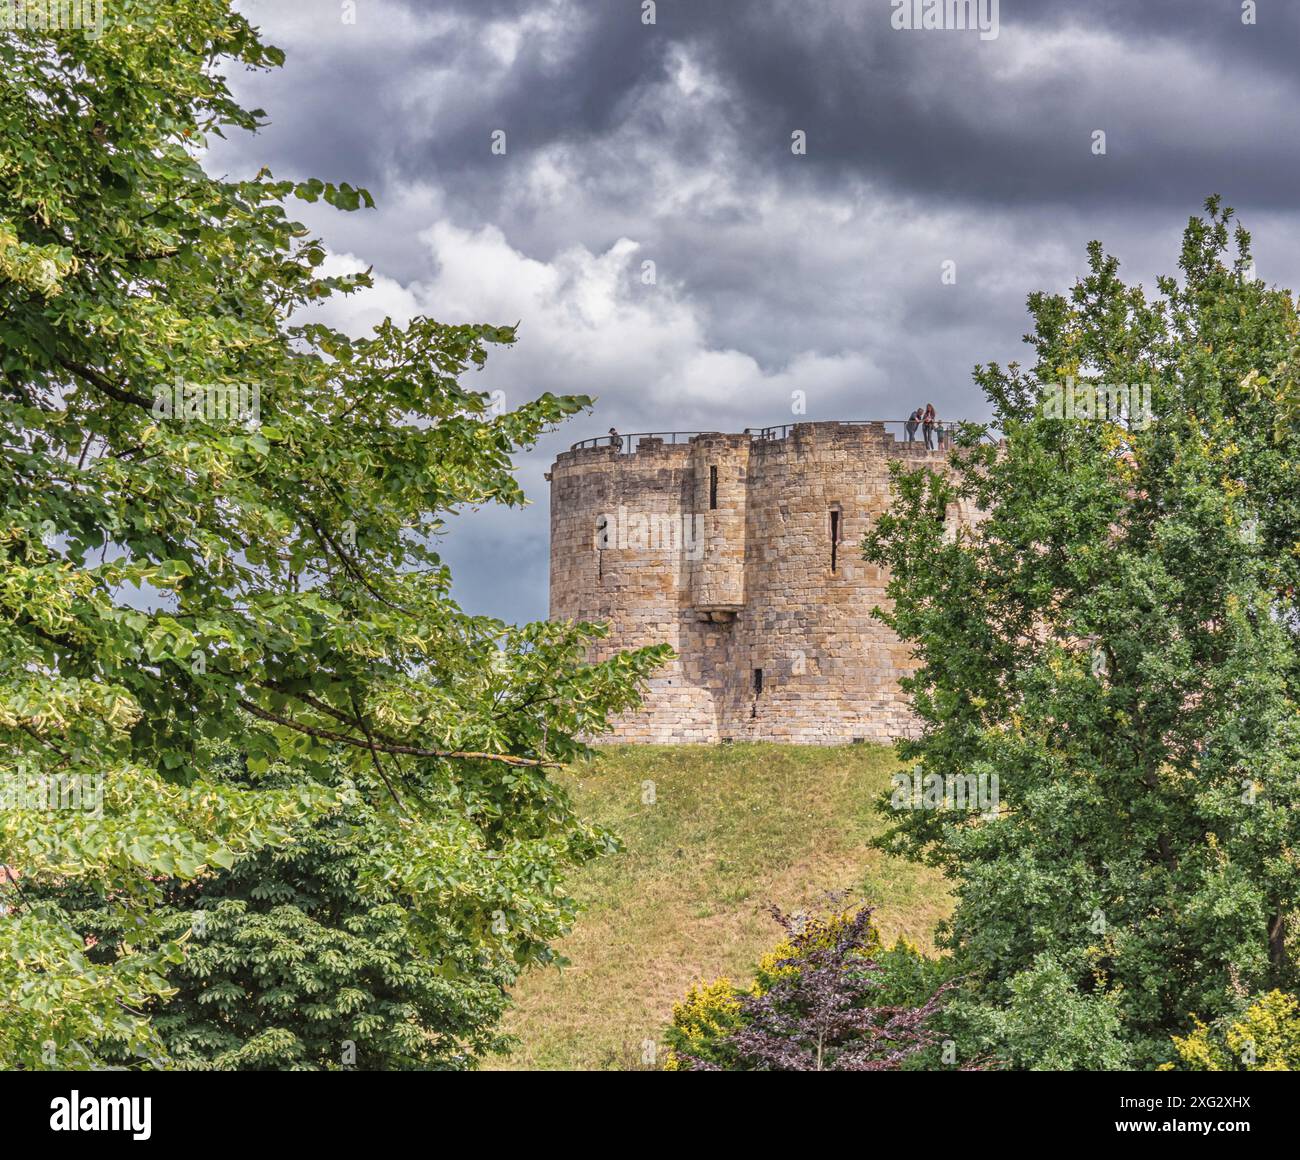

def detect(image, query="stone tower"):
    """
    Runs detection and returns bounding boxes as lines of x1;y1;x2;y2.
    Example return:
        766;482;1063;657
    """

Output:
548;421;978;744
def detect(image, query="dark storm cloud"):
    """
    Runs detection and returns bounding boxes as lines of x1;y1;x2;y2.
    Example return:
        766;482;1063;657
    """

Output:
218;1;1300;283
344;0;1300;214
222;1;1300;229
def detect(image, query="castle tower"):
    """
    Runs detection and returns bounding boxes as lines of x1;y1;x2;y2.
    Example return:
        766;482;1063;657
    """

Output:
548;421;979;744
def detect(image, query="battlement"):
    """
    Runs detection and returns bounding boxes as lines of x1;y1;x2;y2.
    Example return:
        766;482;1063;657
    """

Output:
548;420;985;744
558;419;982;461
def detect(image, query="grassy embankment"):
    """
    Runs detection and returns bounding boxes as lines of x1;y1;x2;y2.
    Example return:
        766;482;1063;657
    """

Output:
493;742;951;1070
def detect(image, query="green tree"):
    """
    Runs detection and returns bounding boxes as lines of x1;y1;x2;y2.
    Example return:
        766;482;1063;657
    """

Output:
38;758;541;1070
864;198;1300;1067
1;2;664;1068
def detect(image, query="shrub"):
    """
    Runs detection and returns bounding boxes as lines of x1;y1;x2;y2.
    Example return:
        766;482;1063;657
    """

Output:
1164;990;1300;1071
663;977;746;1071
664;904;960;1071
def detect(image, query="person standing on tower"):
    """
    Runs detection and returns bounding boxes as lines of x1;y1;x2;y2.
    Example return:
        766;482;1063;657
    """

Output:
922;403;936;450
905;407;923;442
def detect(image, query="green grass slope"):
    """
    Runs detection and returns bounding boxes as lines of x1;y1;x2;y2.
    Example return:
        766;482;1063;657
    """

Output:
492;743;951;1070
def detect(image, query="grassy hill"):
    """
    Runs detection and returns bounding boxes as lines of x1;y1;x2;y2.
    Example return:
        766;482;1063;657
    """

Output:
492;743;951;1070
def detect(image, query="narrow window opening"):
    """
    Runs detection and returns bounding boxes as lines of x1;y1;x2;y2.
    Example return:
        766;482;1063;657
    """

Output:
709;465;718;510
753;667;764;696
829;509;841;572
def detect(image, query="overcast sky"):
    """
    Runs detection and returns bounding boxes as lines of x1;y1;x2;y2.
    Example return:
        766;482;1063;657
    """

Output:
208;0;1300;624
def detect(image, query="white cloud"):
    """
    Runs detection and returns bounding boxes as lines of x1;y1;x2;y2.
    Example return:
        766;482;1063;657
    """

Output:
309;218;896;431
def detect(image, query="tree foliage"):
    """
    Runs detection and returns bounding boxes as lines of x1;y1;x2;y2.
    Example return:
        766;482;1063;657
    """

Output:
0;2;665;1067
35;758;549;1070
864;197;1300;1067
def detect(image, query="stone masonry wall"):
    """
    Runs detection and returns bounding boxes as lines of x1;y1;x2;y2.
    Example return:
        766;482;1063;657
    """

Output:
548;422;976;745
